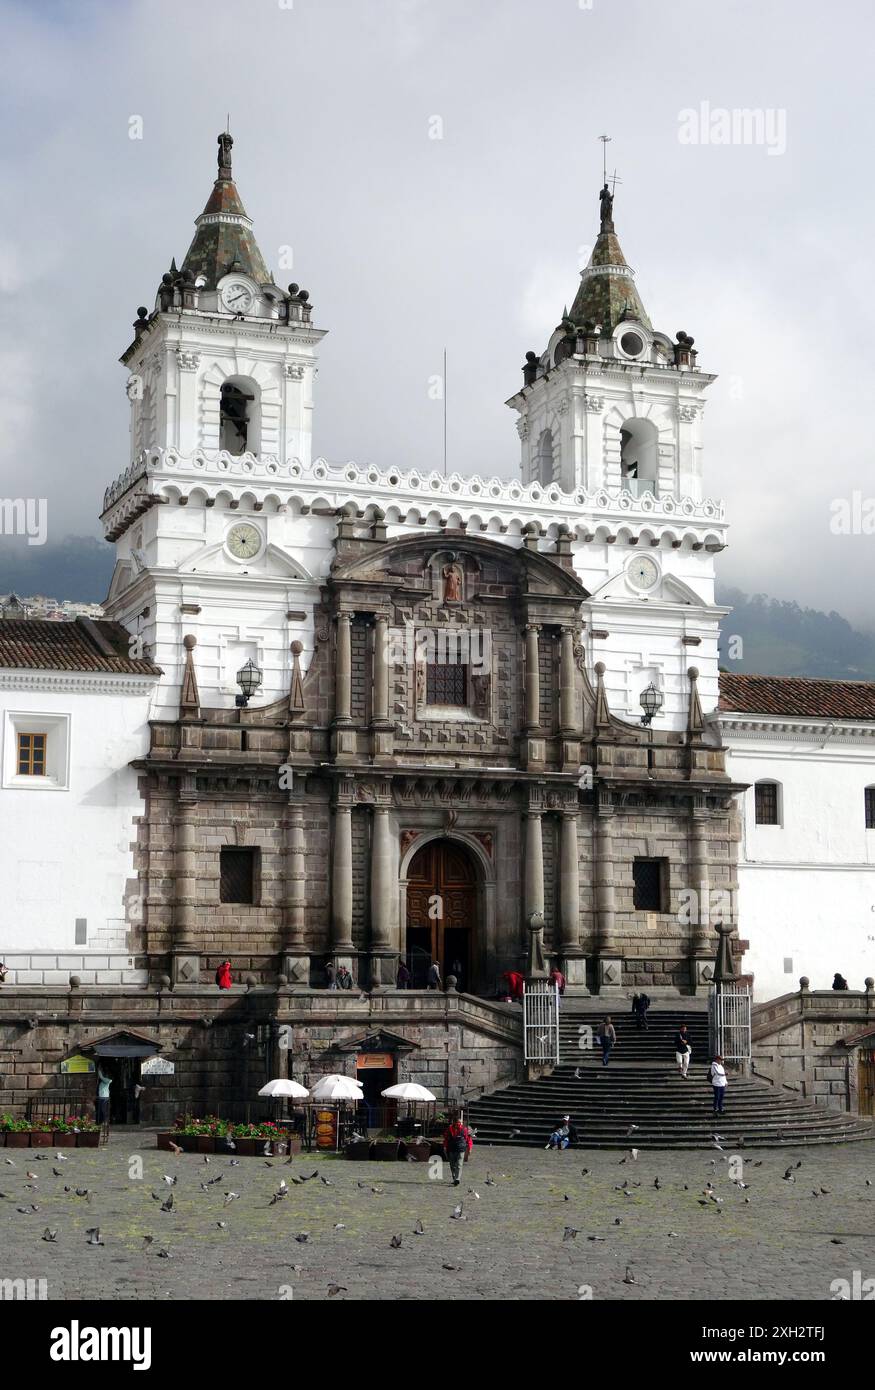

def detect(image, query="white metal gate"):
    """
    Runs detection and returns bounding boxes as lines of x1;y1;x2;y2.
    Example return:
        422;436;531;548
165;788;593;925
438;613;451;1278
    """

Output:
708;985;751;1062
522;981;560;1065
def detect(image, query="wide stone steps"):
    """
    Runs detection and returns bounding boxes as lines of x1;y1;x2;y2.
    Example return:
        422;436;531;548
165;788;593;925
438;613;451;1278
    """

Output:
558;1009;709;1065
469;1013;875;1147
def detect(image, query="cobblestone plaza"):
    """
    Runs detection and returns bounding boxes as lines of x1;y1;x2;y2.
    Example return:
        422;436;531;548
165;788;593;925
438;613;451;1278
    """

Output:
2;1131;873;1302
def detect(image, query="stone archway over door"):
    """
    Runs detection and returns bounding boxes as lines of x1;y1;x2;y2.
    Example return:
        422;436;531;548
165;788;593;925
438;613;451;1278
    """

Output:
406;839;478;991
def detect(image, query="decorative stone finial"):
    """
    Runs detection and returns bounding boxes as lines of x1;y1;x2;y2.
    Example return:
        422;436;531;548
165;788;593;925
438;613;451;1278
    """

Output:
799;975;810;992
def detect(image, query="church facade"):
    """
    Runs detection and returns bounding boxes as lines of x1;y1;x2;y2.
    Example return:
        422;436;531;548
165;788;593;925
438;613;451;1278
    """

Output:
0;134;770;1120
97;134;743;1001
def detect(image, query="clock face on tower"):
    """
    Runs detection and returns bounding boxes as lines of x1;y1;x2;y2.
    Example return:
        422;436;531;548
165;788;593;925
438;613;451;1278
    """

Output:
221;281;255;314
627;554;660;592
226;523;262;560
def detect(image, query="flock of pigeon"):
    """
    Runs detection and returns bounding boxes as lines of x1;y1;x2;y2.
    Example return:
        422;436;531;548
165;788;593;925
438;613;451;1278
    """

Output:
2;1134;870;1298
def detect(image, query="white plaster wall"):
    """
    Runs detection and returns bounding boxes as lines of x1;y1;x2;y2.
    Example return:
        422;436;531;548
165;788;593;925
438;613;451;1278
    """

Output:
0;680;155;958
725;732;875;1001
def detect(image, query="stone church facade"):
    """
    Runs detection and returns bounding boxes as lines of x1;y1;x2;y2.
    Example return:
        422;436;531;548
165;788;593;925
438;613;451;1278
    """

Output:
104;133;745;1003
0;133;752;1120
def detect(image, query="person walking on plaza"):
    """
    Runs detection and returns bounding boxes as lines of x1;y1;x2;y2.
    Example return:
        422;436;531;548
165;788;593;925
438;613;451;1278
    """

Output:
215;959;232;990
709;1054;728;1114
442;1114;473;1185
396;958;411;989
546;1114;579;1150
675;1023;692;1077
326;961;338;990
598;1017;616;1067
427;960;442;991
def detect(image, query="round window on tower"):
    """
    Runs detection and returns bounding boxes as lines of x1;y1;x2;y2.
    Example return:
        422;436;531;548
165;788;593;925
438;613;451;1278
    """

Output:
620;331;645;358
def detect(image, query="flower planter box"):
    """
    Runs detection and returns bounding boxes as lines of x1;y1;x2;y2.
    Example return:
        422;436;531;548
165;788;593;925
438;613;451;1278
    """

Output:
402;1141;431;1162
196;1136;217;1154
52;1132;77;1148
234;1137;257;1156
5;1132;30;1148
0;1132;5;1147
29;1131;53;1148
372;1141;402;1161
76;1131;100;1148
344;1140;371;1161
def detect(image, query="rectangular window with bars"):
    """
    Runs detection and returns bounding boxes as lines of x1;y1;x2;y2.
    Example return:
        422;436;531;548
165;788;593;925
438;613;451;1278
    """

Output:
632;857;667;912
754;782;779;825
220;847;258;905
17;732;47;776
866;787;875;830
426;662;468;707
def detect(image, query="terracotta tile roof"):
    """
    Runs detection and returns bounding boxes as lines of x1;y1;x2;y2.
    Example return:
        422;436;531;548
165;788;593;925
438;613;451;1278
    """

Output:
719;672;875;720
0;618;162;676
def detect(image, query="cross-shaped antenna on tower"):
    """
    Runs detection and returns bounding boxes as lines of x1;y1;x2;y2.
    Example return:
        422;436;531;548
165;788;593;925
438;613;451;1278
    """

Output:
608;167;623;195
599;134;611;185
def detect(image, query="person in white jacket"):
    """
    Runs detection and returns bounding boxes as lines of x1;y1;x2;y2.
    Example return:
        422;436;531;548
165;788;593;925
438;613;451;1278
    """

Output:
708;1055;728;1115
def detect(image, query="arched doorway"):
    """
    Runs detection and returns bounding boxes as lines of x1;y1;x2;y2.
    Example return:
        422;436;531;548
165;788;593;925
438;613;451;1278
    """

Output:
405;839;478;990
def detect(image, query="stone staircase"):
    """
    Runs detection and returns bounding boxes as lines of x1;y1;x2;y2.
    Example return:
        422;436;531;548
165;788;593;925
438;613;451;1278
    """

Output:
468;1007;875;1148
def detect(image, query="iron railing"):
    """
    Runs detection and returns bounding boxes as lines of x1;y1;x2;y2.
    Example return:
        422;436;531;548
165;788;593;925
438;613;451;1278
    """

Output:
522;980;560;1064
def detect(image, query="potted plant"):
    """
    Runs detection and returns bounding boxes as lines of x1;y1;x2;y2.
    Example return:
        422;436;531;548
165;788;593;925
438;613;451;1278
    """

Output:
343;1136;371;1160
49;1116;78;1148
68;1115;100;1147
29;1122;54;1148
371;1129;402;1161
2;1115;32;1149
401;1135;431;1162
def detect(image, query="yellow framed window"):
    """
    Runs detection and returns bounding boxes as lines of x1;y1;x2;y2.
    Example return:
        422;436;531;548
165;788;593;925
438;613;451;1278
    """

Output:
17;732;47;776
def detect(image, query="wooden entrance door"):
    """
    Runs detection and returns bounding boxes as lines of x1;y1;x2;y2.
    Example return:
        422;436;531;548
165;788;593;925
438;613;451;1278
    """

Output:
859;1049;875;1117
406;840;477;989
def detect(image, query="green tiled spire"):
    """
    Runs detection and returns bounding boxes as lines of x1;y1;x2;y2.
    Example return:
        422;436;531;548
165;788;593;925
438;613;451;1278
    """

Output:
568;185;651;332
180;133;272;289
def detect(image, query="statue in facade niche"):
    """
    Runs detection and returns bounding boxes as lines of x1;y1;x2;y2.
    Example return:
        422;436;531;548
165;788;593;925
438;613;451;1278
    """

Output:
442;563;463;603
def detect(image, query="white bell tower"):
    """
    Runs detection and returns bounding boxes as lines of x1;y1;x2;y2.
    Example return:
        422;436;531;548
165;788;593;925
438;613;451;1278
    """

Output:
101;133;327;714
507;182;711;503
507;179;729;730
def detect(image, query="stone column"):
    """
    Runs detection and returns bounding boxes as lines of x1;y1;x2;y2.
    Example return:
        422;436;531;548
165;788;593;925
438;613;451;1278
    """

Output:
594;803;622;992
689;808;714;994
559;808;589;992
331;805;354;956
372;616;389;723
559;627;576;734
334;613;352;723
369;806;397;984
171;788;200;985
524;625;541;731
281;802;309;985
524;812;545;922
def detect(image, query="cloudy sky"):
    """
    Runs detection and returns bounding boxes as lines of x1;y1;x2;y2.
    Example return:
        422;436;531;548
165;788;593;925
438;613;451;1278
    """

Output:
1;0;873;623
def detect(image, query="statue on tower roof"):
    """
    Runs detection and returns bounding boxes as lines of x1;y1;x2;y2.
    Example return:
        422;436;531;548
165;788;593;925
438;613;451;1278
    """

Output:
217;131;233;176
599;182;614;232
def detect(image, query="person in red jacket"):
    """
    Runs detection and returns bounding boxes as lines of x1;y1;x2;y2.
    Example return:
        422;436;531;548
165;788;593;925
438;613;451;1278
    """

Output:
501;970;524;1003
215;959;232;990
442;1115;474;1186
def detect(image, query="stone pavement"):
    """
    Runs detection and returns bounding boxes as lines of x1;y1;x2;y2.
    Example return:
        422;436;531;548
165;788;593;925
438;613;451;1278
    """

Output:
1;1129;873;1301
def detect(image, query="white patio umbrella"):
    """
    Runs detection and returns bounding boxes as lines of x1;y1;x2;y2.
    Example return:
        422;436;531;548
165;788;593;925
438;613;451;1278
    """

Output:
258;1079;310;1099
380;1083;436;1102
309;1076;364;1102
